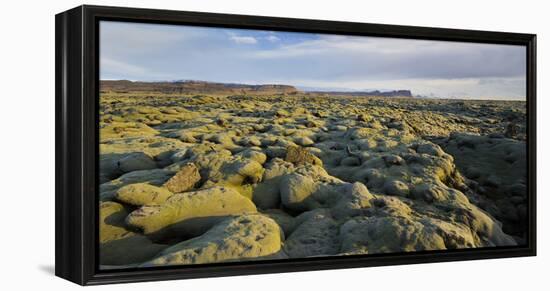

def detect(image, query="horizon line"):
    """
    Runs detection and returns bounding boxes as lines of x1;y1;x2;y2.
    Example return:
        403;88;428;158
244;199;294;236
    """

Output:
99;78;526;101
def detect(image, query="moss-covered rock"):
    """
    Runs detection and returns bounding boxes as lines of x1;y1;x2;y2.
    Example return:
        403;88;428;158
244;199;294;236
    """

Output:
126;186;257;240
285;146;323;166
100;122;158;139
339;216;447;254
284;209;340;258
142;214;283;266
251;158;294;209
99;91;526;266
115;183;173;206
100;168;174;196
99;201;134;243
330;182;373;219
280;174;319;211
162;163;201;193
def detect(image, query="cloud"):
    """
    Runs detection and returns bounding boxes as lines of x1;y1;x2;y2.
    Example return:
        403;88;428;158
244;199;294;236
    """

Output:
229;35;258;44
250;35;525;80
265;35;280;42
99;21;526;99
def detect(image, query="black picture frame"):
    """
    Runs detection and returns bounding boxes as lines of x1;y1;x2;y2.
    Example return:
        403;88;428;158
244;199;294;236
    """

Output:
55;4;537;286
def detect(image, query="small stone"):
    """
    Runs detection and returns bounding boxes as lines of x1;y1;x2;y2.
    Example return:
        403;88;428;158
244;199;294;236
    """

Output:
216;118;228;127
294;136;315;147
163;163;201;193
247;136;262;147
357;114;372;122
333;125;348;131
305;120;317;128
275;109;289;118
382;154;405;166
285;146;323;166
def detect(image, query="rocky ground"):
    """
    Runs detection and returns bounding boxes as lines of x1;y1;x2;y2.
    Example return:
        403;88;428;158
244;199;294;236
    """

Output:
98;92;527;269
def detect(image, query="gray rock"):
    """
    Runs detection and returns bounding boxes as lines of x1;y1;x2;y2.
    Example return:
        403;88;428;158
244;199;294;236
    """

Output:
331;182;373;219
416;143;445;157
383;179;410;197
339;216;446;254
118;152;157;173
280;174;320;211
284;209;340;258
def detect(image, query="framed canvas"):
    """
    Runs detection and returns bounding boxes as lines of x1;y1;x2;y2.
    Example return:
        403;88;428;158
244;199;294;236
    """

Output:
55;5;536;285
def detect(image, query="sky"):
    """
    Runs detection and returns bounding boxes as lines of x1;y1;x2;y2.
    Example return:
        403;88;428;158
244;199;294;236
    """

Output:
100;21;526;100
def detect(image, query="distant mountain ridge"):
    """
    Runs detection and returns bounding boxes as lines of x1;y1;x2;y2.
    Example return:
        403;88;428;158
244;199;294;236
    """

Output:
100;80;299;95
305;89;413;98
100;80;412;98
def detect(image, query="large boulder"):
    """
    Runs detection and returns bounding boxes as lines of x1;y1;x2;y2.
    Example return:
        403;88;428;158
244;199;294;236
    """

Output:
280;174;319;211
142;214;283;266
330;182;374;219
126;186;257;240
279;172;343;212
252;158;294;209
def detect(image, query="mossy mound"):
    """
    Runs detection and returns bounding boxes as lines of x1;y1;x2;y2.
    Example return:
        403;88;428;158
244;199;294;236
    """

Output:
162;163;201;193
100;122;159;139
126;186;257;240
99;201;134;243
99;92;525;266
142;214;283;266
115;183;173;206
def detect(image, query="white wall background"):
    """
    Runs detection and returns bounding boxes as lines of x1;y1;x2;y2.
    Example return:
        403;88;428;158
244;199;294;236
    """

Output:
0;0;547;289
